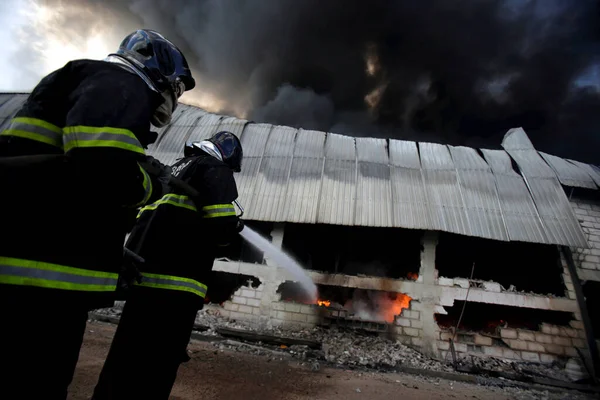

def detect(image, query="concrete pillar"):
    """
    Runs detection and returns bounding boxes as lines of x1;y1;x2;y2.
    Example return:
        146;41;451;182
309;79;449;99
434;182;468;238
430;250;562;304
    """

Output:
259;223;285;328
264;222;285;267
419;231;439;357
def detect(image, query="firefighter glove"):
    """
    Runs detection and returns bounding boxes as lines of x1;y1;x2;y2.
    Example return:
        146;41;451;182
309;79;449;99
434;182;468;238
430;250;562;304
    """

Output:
236;219;245;233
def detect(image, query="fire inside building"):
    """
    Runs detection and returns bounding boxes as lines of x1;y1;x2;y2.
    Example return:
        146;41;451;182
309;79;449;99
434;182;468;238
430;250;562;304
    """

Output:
2;92;600;379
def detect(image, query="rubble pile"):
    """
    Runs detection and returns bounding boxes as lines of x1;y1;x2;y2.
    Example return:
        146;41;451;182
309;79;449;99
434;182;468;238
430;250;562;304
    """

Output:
194;309;450;371
458;354;574;383
95;306;588;388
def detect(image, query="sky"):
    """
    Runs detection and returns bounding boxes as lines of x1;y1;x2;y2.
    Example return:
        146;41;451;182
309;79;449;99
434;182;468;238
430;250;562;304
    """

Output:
0;0;599;164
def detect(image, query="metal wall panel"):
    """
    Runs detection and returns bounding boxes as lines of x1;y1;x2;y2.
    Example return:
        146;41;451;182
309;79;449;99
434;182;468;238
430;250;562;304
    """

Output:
355;138;393;227
249;125;297;221
481;149;548;244
419;142;470;235
389;140;432;230
539;152;597;189
285;129;326;223
449;146;508;241
235;123;273;215
318;133;357;225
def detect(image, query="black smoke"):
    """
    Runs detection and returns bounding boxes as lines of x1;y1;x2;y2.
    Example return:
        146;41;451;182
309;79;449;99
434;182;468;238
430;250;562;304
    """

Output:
27;0;600;163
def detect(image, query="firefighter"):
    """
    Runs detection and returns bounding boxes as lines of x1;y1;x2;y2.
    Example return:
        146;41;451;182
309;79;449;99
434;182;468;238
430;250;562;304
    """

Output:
0;29;194;399
92;131;244;400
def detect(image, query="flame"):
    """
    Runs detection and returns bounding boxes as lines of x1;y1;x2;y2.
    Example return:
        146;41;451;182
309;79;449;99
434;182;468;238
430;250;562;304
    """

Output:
364;43;380;77
407;272;419;281
382;293;412;323
364;82;388;110
317;299;331;307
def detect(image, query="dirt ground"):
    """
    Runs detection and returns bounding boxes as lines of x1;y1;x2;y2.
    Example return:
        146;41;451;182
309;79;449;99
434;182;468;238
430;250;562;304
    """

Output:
69;321;590;400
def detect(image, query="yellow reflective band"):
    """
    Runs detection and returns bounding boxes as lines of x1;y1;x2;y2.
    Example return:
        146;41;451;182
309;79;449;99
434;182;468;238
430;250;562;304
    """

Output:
1;117;63;148
137;193;197;218
134;163;153;207
202;203;236;218
0;256;119;292
136;272;207;298
63;125;145;154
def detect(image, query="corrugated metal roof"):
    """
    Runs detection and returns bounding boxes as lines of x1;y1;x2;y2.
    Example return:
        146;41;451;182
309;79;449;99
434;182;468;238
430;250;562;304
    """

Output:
501;127;536;150
187;113;224;142
389;139;433;230
148;106;207;165
568;159;600;188
0;92;595;247
235;123;273;216
217;116;248;138
249;125;297;221
419;142;471;235
318;133;357;225
539;152;597;189
526;178;588;247
284;129;326;223
449;146;509;241
0;94;28;131
502;128;556;178
501;131;588;247
355;138;393;227
481;149;548;244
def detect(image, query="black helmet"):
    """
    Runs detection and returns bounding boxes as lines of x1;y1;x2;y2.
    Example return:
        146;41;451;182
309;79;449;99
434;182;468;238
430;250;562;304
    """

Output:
115;29;195;97
184;131;243;172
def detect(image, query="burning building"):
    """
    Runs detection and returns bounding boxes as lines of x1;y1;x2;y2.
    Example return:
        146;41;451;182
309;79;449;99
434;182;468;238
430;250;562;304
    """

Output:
2;92;600;378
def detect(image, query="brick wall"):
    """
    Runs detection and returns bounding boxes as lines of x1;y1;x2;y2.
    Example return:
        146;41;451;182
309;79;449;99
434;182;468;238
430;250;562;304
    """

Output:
391;301;427;349
216;284;264;324
437;321;586;364
570;197;600;279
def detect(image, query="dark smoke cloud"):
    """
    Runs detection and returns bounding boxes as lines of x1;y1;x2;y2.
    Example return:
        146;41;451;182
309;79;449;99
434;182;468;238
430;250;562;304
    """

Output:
28;0;600;163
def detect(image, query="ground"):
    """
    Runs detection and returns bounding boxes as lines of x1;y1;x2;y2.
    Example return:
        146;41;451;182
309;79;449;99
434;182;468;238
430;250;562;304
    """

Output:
69;321;590;400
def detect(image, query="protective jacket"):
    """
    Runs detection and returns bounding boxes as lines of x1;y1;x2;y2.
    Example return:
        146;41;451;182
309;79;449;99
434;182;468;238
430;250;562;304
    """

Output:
126;150;239;306
0;59;164;308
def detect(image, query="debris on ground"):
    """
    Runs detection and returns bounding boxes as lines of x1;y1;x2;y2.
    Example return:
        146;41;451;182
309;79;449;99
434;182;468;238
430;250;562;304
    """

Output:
91;304;592;392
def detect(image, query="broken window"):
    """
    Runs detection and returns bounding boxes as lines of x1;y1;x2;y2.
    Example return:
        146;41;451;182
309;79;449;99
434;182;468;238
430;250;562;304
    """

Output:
214;221;274;264
204;271;261;305
282;223;421;280
436;301;574;334
583;281;600;339
277;281;411;324
436;233;564;296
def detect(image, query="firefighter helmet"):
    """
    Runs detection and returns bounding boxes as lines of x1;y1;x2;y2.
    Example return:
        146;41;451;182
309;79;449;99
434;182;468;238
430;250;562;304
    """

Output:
114;29;195;97
184;131;243;172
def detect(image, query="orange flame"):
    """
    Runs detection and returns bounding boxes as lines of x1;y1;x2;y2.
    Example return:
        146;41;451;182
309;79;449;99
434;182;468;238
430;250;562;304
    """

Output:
382;294;412;323
317;299;331;307
407;272;419;281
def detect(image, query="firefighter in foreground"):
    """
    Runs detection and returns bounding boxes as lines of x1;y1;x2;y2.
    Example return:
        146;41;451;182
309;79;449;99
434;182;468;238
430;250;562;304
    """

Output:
0;29;194;399
92;131;244;400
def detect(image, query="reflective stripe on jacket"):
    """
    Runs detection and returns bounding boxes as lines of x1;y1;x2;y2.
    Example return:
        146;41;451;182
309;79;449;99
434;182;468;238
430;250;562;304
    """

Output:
0;257;119;292
136;272;208;298
137;193;235;219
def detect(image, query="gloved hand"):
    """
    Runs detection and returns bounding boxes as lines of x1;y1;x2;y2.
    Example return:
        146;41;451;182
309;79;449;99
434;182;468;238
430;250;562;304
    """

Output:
144;155;172;186
117;248;144;294
236;219;245;233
